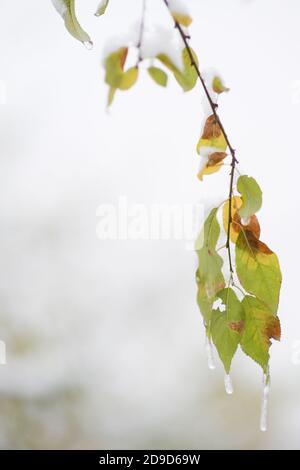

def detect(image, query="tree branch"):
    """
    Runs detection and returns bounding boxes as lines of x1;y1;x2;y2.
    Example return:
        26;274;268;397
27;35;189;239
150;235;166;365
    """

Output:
162;0;238;273
137;0;147;63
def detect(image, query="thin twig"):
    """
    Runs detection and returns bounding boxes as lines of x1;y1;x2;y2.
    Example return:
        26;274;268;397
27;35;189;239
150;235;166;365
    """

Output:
137;0;147;63
163;0;238;273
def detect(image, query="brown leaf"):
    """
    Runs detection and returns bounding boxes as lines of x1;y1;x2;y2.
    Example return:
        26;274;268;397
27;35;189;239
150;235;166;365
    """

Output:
266;316;281;342
244;230;273;255
201;115;222;139
207;152;227;167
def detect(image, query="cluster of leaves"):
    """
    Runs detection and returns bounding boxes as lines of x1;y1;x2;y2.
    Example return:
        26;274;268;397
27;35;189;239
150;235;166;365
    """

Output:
104;44;200;106
52;0;282;377
196;174;282;373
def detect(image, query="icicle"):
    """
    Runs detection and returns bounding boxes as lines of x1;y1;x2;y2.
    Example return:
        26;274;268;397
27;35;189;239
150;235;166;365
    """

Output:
224;374;234;395
205;335;216;370
260;366;270;432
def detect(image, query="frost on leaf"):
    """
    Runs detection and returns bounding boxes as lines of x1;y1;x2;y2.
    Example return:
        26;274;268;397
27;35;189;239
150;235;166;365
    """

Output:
51;0;92;46
241;296;281;372
236;230;282;314
211;288;244;373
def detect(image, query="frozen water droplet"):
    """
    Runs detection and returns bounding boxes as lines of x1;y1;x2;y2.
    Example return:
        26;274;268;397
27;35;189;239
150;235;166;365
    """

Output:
205;336;216;370
260;367;270;432
84;41;93;50
224;374;234;395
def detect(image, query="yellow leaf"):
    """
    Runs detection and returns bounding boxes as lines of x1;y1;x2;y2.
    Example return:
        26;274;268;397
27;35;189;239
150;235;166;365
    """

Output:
119;67;139;90
107;87;116;107
212;76;229;94
104;47;128;88
196;115;227;155
198;161;223;181
223;197;261;243
171;11;192;27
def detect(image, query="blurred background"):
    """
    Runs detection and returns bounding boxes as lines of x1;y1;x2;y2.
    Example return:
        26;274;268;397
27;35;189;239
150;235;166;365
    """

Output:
0;0;299;450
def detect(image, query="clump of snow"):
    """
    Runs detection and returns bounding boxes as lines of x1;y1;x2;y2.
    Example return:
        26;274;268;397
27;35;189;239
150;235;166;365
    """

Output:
212;298;226;312
102;23;184;71
141;26;184;71
202;67;225;103
51;0;67;18
101;22;140;63
199;145;222;159
198;155;209;174
241;216;250;225
169;0;190;16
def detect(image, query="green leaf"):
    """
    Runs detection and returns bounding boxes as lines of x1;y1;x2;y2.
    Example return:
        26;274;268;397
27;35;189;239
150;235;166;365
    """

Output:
211;288;244;373
195;208;220;251
236;230;282;314
52;0;92;45
237;175;262;219
95;0;110;17
173;48;198;92
119;67;139;90
241;296;281;372
148;67;168;87
107;87;116;107
156;54;179;74
104;48;128;88
195;209;225;324
212;76;229;94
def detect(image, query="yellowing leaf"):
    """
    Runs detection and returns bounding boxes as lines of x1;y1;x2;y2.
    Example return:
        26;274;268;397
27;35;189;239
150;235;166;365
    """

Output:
196;115;227;155
156;54;179;74
237;175;262;219
236;230;282;314
197;161;223;181
104;48;128;88
52;0;92;46
241;296;281;372
171;11;192;27
169;0;192;26
119;67;139;90
211;288;244;373
212;76;229;94
107;87;116;107
173;48;198;92
197;151;227;181
222;197;261;243
148;67;168;87
207;152;227;167
196;208;225;324
95;0;110;16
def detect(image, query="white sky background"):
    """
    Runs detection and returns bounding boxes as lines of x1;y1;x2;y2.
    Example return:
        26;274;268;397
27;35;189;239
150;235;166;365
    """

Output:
0;0;299;449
